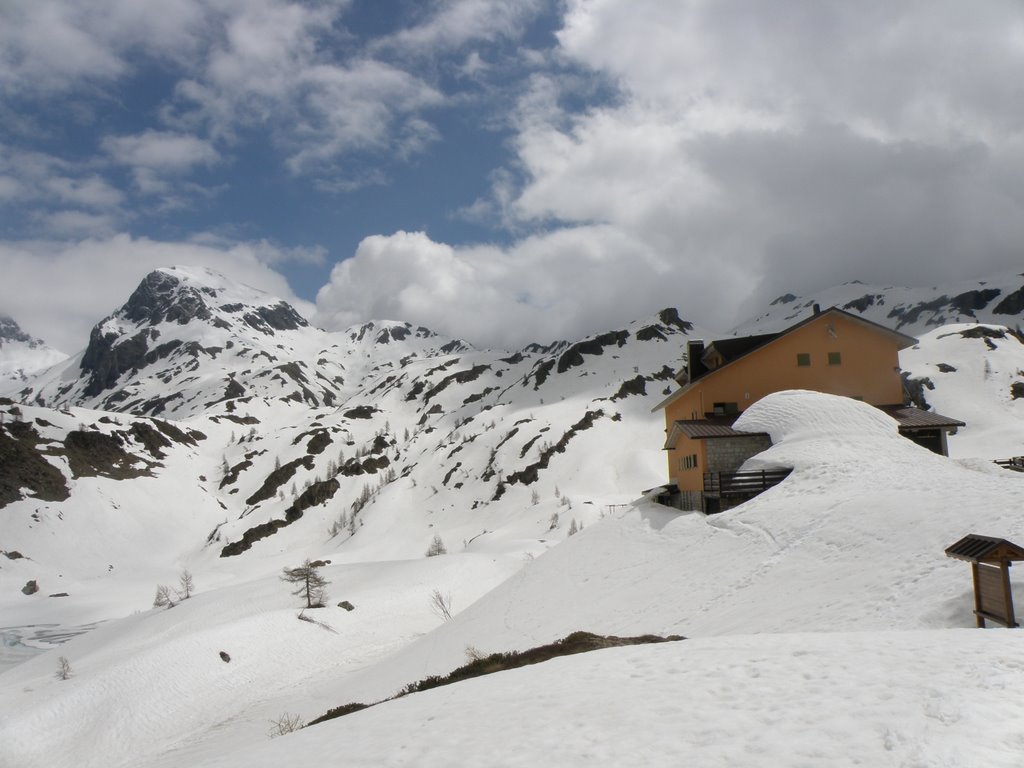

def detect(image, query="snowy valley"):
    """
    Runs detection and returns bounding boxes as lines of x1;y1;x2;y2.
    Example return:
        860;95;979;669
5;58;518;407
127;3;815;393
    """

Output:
3;267;1024;767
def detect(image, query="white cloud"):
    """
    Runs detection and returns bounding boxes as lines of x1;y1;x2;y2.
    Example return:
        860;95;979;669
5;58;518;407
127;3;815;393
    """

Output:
103;130;219;172
0;146;125;213
41;175;125;209
313;228;734;348
277;59;444;174
3;1;444;179
188;233;326;266
102;130;221;202
39;210;119;239
470;0;1024;327
0;176;24;201
0;233;315;353
0;0;207;94
318;0;1024;345
375;0;544;56
158;1;445;175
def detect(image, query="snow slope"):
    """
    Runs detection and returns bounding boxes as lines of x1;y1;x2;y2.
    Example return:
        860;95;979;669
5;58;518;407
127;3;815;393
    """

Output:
901;324;1024;458
4;391;1024;768
195;630;1024;768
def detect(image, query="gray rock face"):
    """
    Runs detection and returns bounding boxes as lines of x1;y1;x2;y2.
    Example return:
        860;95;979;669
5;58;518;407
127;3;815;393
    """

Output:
80;329;152;398
242;303;308;334
122;270;214;326
994;284;1024;316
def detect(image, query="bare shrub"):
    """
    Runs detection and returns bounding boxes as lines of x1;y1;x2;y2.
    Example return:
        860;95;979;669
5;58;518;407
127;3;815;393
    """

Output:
153;584;176;609
430;588;453;621
269;712;304;738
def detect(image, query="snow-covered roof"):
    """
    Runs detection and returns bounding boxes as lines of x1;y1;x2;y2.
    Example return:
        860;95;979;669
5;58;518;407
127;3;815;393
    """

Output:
875;404;966;430
665;402;964;449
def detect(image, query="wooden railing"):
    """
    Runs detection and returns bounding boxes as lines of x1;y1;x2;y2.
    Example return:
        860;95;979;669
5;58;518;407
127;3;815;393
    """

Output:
995;457;1024;472
703;468;792;497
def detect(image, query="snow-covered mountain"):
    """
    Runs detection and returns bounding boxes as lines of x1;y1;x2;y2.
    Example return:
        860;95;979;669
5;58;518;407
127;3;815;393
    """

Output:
901;323;1024;459
5;266;472;417
5;266;1024;768
0;314;67;387
734;271;1024;336
1;266;712;628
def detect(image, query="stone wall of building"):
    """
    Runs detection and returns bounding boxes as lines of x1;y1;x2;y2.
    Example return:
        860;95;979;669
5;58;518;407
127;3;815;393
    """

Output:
705;435;773;474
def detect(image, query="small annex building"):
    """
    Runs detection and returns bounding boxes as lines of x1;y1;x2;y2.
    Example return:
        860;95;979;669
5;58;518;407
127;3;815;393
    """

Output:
653;306;965;513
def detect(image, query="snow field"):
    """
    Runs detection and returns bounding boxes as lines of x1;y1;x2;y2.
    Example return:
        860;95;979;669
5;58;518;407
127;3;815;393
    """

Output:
900;324;1024;459
0;552;523;768
7;390;1024;767
196;630;1024;768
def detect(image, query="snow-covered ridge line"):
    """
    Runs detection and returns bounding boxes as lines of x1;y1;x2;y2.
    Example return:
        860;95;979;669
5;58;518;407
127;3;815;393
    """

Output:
734;270;1024;337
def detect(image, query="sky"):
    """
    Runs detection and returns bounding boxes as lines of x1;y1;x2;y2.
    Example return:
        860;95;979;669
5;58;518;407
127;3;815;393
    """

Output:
3;0;1024;353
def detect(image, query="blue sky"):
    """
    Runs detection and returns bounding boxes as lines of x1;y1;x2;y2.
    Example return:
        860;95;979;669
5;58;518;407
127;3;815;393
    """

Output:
3;1;1024;353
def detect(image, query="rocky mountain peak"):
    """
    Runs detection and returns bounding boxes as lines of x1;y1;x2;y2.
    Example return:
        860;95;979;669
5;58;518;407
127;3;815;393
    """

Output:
119;268;309;334
122;269;216;327
70;267;315;402
0;314;67;386
0;315;34;345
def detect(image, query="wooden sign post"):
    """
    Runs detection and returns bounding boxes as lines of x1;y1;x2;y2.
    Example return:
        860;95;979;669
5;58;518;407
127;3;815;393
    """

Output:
946;535;1024;628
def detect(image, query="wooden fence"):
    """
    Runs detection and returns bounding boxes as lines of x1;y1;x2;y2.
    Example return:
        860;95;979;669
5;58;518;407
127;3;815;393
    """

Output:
703;468;792;497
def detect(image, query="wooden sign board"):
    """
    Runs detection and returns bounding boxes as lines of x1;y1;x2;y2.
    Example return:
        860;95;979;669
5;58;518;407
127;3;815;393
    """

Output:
972;562;1017;628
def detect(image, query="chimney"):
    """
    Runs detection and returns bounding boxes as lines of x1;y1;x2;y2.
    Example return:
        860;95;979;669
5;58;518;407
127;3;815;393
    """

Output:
686;339;706;382
812;303;821;315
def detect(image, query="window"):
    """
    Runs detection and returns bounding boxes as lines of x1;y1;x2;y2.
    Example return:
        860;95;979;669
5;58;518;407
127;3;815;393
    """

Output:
678;454;699;471
828;351;842;366
796;353;811;367
712;402;738;416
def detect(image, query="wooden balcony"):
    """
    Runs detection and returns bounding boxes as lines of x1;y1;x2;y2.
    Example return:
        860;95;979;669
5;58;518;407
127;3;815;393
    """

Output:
701;468;792;513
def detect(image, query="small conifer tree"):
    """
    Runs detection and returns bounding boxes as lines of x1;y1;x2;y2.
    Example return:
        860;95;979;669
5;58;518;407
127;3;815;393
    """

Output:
426;534;447;557
281;559;329;608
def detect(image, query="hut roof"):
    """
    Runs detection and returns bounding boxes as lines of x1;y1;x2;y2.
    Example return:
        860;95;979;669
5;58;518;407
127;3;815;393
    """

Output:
944;534;1024;563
